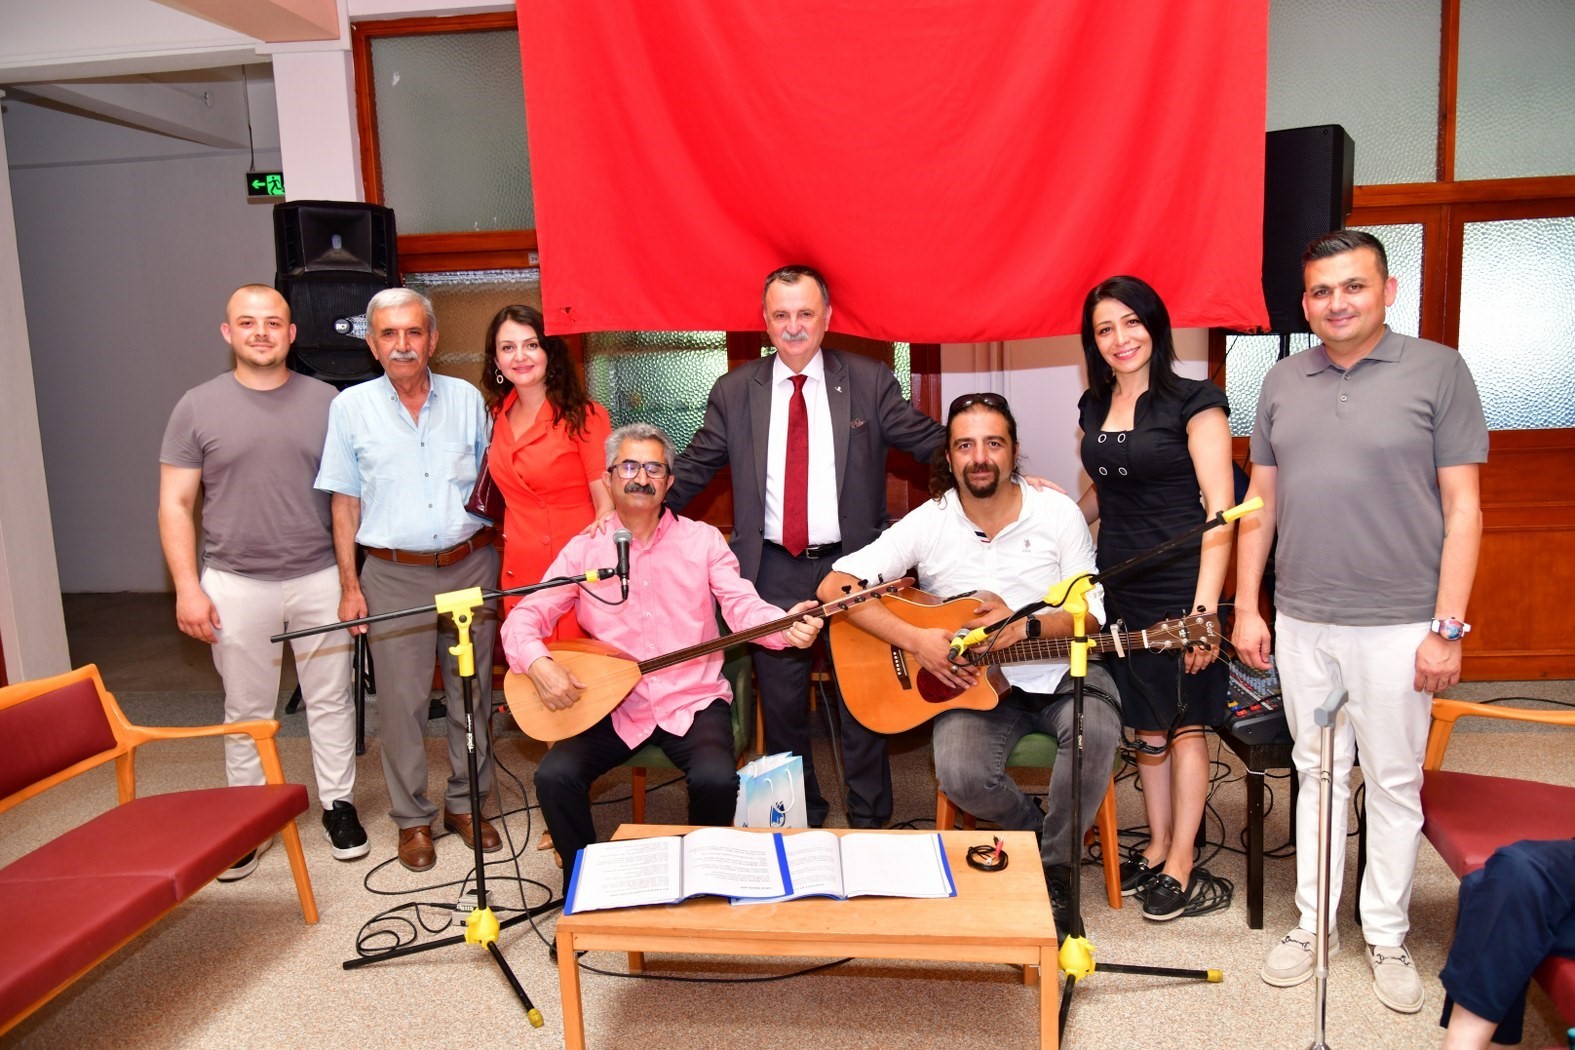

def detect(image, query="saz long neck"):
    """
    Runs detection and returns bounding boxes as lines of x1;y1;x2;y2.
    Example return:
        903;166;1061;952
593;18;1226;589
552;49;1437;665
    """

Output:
637;579;911;676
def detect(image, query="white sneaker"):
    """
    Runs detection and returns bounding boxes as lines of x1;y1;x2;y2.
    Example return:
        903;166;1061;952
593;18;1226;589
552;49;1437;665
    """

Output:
217;835;275;882
1261;926;1339;987
1368;943;1424;1013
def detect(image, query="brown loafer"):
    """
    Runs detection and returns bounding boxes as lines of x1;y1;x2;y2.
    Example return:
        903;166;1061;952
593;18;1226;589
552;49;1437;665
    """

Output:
443;811;502;853
397;825;436;872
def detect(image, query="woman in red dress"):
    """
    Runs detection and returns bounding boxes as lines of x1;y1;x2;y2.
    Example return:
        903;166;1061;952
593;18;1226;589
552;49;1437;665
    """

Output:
482;304;612;633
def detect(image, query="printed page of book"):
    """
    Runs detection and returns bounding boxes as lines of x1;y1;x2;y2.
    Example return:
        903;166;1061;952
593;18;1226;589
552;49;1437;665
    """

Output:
681;826;790;900
566;836;682;914
731;830;845;905
840;832;957;899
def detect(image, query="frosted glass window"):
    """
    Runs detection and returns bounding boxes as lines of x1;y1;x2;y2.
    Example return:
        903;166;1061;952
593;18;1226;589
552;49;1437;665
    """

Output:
370;31;533;234
1457;218;1575;430
402;268;541;386
1457;1;1575;180
1229;224;1423;436
1266;0;1439;184
584;332;729;452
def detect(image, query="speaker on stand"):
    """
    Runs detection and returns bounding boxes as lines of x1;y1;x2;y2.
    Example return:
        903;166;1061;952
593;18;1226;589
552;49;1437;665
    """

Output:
274;201;400;388
1244;125;1355;357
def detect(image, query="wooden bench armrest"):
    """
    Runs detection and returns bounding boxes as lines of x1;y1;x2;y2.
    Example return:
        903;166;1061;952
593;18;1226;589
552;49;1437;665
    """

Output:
115;718;288;802
1424;697;1575;770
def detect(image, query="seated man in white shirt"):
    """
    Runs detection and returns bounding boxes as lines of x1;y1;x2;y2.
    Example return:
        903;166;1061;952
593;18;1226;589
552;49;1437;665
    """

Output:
818;392;1121;937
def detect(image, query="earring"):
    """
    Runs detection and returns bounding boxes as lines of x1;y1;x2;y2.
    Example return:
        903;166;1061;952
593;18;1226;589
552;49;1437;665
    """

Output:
494;368;506;384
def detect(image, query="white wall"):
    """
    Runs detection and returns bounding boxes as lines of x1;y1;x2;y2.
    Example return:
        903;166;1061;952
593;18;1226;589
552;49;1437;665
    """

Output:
0;92;71;679
7;93;280;592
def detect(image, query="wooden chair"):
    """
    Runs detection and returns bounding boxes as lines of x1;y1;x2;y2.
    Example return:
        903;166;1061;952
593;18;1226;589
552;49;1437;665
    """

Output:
1419;696;1575;1029
625;630;756;822
935;731;1123;909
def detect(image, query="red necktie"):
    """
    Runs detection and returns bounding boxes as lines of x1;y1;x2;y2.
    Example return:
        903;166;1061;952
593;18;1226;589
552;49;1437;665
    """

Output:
783;374;809;557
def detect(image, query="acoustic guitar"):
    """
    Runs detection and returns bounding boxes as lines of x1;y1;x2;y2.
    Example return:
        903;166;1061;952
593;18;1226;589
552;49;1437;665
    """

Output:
504;578;914;741
828;588;1219;734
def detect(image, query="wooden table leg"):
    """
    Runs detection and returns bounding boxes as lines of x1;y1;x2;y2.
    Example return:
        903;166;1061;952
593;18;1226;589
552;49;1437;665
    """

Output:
557;930;586;1050
1247;768;1265;930
1039;945;1059;1049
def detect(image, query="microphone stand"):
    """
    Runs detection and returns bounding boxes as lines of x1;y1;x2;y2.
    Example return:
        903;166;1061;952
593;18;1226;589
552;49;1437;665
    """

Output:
272;565;623;1031
958;497;1261;1040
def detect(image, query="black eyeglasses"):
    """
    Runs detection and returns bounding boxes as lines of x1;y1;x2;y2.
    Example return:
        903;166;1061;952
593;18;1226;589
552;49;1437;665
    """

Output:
608;460;671;480
948;392;1009;417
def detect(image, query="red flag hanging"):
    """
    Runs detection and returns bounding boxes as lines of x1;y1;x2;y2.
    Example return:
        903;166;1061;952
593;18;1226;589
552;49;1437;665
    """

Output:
517;1;1268;340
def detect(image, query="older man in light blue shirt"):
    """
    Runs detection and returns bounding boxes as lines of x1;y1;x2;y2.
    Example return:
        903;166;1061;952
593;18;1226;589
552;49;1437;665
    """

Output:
316;287;502;873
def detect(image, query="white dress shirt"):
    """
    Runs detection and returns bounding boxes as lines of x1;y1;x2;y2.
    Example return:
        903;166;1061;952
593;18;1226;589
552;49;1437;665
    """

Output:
763;352;840;546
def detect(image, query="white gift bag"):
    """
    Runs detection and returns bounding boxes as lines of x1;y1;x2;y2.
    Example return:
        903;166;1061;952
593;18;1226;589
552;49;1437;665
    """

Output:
732;752;807;828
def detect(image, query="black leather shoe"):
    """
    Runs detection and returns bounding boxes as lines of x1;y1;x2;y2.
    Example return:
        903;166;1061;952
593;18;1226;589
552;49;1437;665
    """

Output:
1119;851;1160;897
1141;872;1196;921
1044;864;1073;942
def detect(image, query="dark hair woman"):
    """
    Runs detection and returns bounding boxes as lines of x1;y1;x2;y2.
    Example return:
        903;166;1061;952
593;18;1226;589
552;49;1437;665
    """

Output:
1076;275;1234;921
482;304;612;628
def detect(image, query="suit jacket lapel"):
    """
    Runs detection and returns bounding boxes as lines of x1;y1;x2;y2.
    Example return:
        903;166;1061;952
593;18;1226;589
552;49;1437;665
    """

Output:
825;350;851;496
748;356;773;514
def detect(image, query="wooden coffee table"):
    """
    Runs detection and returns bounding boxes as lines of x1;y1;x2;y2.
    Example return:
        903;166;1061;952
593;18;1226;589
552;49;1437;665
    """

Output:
554;826;1059;1049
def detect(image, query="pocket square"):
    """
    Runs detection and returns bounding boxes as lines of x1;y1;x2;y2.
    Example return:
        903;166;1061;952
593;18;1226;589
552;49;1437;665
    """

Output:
850;418;868;429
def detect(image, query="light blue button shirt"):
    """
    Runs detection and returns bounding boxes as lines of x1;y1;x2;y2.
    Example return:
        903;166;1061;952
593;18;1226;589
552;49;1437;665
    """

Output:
315;372;491;551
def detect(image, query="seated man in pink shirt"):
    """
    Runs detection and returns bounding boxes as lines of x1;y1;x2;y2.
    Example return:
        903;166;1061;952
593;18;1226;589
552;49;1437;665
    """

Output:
501;422;823;885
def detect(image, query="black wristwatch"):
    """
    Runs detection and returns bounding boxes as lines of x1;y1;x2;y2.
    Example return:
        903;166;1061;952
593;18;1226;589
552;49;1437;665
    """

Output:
1026;616;1042;639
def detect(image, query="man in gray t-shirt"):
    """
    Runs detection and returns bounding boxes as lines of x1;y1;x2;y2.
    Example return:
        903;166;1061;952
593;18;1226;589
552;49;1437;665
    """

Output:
158;284;367;878
1233;232;1488;1014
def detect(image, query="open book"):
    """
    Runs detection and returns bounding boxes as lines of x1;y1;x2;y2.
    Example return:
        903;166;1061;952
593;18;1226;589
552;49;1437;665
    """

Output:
564;827;957;915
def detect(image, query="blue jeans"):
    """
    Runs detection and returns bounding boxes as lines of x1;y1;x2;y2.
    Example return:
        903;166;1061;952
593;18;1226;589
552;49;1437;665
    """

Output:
933;663;1122;868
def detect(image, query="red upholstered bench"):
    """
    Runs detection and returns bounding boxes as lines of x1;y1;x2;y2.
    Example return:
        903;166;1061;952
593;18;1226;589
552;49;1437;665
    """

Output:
1422;697;1575;1031
0;665;317;1037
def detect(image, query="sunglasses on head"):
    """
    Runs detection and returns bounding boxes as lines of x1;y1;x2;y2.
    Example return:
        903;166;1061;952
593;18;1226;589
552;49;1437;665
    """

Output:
947;391;1009;418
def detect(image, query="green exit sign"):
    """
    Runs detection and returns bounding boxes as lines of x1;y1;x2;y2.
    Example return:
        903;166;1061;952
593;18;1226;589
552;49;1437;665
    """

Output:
246;171;286;199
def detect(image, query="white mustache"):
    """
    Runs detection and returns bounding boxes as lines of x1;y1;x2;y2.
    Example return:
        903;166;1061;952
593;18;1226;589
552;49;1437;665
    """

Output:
388;350;420;361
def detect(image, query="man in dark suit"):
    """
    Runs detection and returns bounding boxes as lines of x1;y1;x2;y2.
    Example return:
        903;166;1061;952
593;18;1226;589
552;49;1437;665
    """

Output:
665;265;945;827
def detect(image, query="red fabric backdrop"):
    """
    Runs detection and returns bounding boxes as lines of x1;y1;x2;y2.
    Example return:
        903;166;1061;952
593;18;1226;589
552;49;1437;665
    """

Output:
517;1;1269;341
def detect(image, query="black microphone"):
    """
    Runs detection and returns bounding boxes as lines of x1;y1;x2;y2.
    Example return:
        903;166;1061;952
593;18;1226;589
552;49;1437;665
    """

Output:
613;528;632;600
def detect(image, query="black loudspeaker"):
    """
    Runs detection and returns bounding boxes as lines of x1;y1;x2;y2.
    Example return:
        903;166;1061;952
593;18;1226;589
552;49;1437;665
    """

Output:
274;201;400;386
1255;125;1355;334
274;200;397;277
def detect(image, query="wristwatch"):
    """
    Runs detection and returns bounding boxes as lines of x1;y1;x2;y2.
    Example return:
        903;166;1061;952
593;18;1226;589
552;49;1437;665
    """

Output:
1026;616;1042;639
1429;617;1471;641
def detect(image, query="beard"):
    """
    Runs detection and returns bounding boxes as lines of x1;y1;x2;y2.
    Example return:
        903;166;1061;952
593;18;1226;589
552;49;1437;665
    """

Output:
962;464;1001;498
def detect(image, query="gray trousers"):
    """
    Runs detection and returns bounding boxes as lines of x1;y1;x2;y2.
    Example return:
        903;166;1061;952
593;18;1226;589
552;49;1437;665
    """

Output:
933;662;1122;869
361;544;500;828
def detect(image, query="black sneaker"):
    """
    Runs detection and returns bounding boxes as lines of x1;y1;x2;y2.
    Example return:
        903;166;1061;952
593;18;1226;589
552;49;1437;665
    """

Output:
218;835;274;882
1119;850;1161;898
323;800;370;861
1141;872;1197;921
1044;864;1074;942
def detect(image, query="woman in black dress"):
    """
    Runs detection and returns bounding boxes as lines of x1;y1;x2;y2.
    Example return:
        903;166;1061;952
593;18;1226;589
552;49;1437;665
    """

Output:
1077;275;1234;921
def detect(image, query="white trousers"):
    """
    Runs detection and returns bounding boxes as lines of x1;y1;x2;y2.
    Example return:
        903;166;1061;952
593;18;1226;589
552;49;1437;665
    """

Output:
204;565;356;807
1276;613;1432;947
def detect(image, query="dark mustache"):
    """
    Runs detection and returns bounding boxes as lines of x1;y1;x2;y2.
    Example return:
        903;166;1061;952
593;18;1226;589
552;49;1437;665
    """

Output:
623;481;657;495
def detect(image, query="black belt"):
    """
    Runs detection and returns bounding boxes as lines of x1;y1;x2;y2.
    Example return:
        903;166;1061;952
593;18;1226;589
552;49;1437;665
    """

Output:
764;539;842;560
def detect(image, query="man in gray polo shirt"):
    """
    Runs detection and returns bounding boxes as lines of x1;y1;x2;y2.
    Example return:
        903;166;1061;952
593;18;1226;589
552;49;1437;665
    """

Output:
159;284;366;880
1233;230;1487;1013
